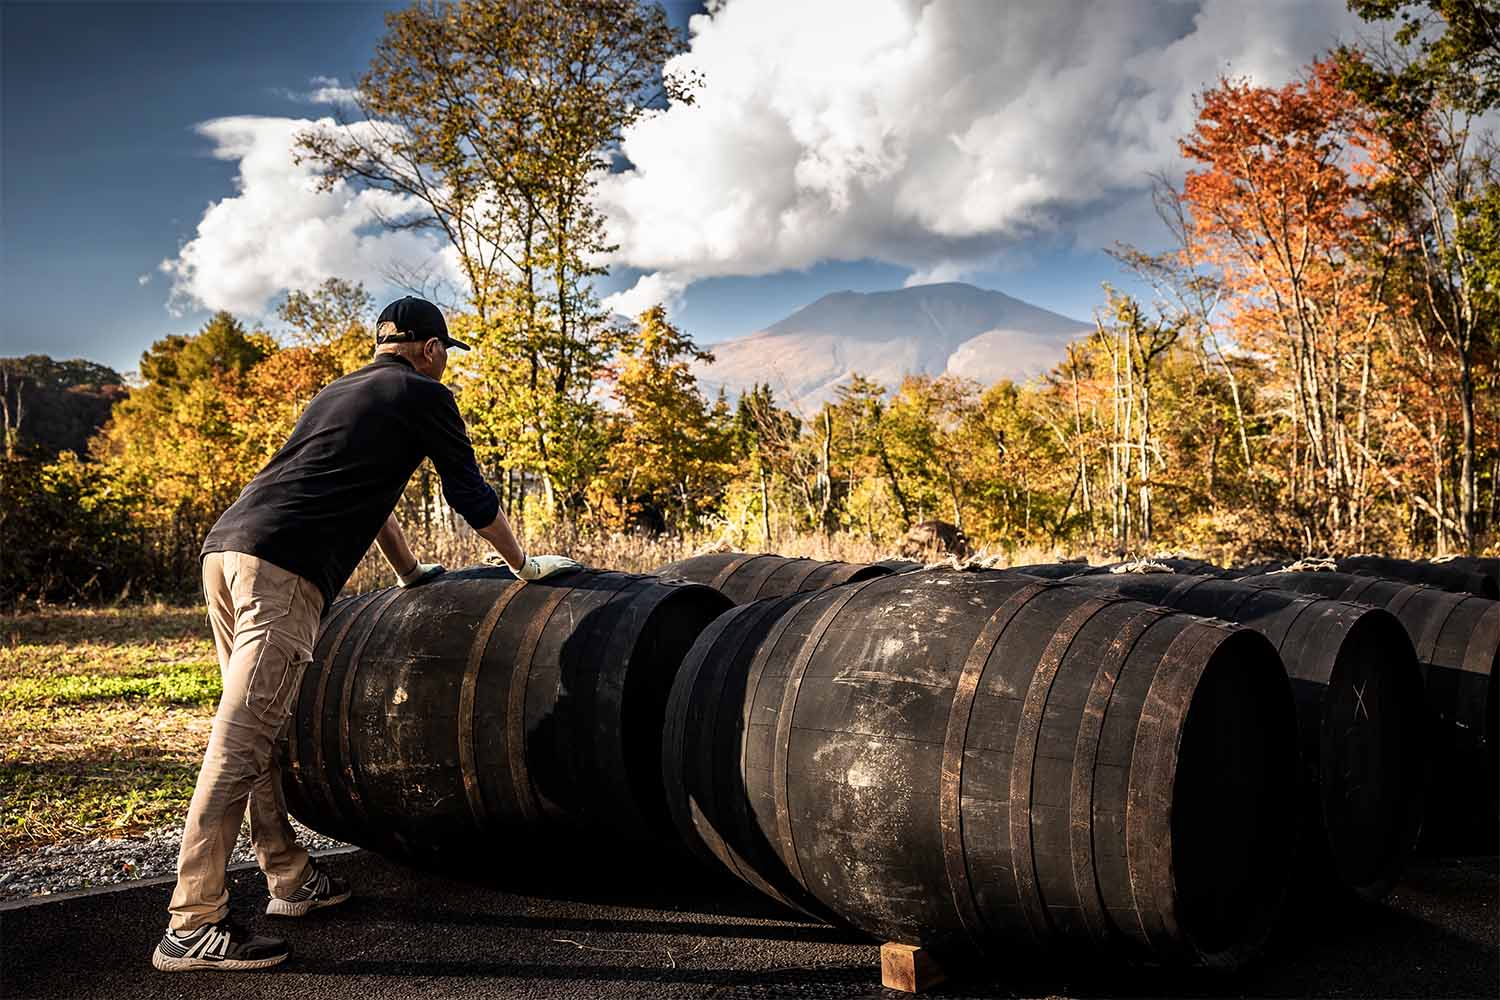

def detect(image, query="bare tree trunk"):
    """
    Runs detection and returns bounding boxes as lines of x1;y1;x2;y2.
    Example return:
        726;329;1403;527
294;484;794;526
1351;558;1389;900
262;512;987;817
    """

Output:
758;463;771;547
1459;357;1477;551
818;409;833;534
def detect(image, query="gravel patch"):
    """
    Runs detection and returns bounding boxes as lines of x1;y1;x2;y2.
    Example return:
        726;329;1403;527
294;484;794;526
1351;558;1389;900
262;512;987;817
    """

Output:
0;819;348;900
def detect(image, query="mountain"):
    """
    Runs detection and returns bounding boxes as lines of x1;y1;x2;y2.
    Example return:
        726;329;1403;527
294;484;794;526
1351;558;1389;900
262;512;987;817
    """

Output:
696;282;1091;411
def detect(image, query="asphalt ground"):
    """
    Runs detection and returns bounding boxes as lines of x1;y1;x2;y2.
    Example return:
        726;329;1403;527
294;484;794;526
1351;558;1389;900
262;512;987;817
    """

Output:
1;846;1495;1000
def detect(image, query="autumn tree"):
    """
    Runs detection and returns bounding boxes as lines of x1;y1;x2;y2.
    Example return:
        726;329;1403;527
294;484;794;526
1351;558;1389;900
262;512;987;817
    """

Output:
1179;60;1404;551
832;375;913;531
732;385;804;544
296;0;693;519
882;376;982;532
278;277;375;369
95;312;272;576
213;281;375;466
957;380;1057;545
605;306;731;530
1339;9;1500;550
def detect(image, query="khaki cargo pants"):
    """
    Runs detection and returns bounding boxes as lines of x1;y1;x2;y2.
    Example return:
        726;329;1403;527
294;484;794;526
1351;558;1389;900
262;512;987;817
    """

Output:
168;552;324;931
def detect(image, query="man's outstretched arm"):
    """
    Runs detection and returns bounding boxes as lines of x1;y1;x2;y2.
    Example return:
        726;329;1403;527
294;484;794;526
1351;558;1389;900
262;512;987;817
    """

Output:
422;385;579;582
474;510;525;571
375;513;418;577
376;513;444;586
475;510;580;581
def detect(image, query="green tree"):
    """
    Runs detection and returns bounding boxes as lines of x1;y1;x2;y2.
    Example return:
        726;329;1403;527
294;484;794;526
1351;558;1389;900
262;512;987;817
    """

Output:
0;355;125;459
883;376;982;532
1347;0;1500;113
605;306;730;530
833;375;913;531
0;451;153;607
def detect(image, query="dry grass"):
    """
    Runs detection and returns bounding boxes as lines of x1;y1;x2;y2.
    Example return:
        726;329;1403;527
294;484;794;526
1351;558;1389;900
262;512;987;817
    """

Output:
341;521;1102;595
0;605;218;852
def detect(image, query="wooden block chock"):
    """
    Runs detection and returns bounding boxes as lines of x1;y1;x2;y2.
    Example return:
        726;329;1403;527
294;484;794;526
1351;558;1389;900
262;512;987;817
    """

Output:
880;942;948;994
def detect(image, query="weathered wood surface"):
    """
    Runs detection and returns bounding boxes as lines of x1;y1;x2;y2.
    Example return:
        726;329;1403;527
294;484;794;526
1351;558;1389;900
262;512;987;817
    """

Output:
655;553;894;605
278;565;731;859
880;942;948;993
663;569;1299;969
1330;557;1498;600
1055;572;1426;901
1235;571;1499;841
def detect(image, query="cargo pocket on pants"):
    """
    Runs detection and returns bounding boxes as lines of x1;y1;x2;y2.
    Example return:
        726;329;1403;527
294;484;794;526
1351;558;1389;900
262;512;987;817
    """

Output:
244;633;310;726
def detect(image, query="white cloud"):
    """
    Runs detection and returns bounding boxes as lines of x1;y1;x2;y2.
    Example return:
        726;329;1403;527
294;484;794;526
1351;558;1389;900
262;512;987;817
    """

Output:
305;75;360;107
162;115;465;316
595;0;1367;293
136;273;151;287
602;270;690;317
276;75;361;107
166;3;1367;324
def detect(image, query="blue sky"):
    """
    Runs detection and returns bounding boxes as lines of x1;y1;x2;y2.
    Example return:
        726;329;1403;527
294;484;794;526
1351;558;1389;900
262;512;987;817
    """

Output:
3;2;406;371
2;1;1365;376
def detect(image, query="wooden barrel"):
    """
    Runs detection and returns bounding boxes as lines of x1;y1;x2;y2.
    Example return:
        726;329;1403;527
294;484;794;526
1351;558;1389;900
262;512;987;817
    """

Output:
663;569;1299;968
278;565;732;858
1058;573;1425;900
654;553;893;605
1430;555;1500;581
870;558;923;573
1237;571;1499;837
1006;561;1101;579
1333;556;1497;600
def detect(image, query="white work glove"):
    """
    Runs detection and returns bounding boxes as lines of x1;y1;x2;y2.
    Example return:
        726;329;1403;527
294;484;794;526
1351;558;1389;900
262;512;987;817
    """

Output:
514;554;582;581
397;561;445;588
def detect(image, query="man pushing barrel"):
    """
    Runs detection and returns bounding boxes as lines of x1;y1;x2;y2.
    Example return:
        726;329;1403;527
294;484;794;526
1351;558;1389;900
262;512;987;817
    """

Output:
152;296;579;972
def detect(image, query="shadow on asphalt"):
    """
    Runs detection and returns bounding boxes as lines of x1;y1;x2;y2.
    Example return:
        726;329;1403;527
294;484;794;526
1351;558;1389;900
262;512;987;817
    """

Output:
2;850;1494;999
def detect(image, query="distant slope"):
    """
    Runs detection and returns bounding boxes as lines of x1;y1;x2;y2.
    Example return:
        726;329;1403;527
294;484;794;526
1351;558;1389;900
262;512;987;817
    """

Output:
696;282;1090;410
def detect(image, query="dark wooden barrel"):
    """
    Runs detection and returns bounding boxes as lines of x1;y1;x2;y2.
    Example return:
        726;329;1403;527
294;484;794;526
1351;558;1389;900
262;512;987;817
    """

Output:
278;565;732;858
663;569;1299;968
1333;556;1497;600
1060;573;1425;901
654;553;893;605
1006;561;1101;579
870;558;923;573
1430;555;1499;581
1237;571;1499;838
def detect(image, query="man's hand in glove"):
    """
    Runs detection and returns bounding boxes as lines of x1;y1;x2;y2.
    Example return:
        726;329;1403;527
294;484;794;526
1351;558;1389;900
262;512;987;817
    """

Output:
515;554;582;581
397;561;446;588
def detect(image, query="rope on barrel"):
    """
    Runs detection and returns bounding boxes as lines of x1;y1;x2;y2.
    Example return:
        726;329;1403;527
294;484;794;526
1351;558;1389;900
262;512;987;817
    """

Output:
1110;557;1174;574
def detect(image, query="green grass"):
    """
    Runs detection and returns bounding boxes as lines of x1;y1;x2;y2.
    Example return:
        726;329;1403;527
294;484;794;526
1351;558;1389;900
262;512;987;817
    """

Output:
0;605;220;853
0;660;220;710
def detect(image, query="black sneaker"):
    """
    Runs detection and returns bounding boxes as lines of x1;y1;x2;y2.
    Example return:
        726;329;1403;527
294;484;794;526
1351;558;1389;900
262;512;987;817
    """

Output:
265;862;351;917
151;919;289;972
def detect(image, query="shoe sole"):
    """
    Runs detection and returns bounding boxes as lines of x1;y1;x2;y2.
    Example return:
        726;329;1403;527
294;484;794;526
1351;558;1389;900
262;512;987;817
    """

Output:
151;949;288;972
265;888;352;917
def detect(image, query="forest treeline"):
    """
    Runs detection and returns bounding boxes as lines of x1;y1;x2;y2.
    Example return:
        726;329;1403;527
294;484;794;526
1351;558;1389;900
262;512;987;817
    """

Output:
2;0;1497;607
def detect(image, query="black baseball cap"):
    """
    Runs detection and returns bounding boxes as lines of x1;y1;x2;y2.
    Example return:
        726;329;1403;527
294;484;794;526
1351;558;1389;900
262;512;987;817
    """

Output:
375;296;471;350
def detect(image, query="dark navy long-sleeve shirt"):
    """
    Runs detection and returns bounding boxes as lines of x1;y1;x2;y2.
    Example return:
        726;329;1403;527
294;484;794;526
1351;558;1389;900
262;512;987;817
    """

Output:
202;353;499;608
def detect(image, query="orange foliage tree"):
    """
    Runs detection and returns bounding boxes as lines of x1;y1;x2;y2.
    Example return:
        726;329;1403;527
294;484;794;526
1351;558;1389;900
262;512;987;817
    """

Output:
1179;58;1408;551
